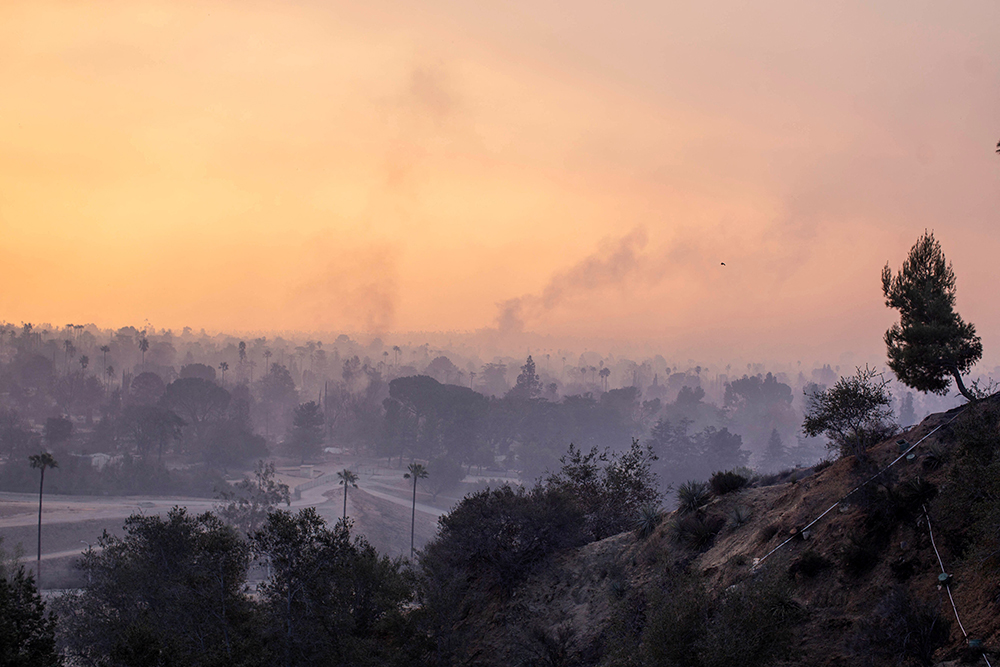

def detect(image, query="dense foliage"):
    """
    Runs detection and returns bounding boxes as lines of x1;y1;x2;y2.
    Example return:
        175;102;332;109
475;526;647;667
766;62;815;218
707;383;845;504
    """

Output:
0;547;61;667
417;442;662;664
882;231;982;401
57;507;416;667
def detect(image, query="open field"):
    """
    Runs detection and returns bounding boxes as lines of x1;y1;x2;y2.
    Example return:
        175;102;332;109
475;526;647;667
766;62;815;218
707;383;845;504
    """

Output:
0;455;469;588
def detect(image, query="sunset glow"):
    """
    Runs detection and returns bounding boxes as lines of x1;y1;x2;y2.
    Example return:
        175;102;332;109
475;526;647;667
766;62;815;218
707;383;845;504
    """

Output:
2;0;998;363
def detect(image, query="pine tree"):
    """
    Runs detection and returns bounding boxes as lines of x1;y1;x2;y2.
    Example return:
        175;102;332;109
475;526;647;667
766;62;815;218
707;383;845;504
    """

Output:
760;428;787;473
882;231;982;401
507;356;541;400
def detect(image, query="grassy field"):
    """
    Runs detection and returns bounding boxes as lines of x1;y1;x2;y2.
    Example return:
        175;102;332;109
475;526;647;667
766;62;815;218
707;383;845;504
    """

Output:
1;516;130;589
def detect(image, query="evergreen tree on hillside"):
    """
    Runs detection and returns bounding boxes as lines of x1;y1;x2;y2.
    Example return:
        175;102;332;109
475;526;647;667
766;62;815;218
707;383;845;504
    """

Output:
882;231;982;401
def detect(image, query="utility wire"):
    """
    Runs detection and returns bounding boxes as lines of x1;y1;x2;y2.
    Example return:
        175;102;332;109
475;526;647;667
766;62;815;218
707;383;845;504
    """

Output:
749;404;995;664
923;505;992;667
755;411;962;567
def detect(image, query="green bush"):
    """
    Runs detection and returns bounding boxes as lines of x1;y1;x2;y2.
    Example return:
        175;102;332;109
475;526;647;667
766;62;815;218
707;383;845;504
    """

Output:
545;440;662;541
421;485;587;598
676;513;725;550
789;550;831;578
849;587;950;667
892;477;937;518
802;365;897;461
953;400;1000;464
639;571;801;667
677;480;711;514
727;505;752;529
709;470;749;495
839;528;889;577
0;563;61;666
921;442;948;470
635;505;663;539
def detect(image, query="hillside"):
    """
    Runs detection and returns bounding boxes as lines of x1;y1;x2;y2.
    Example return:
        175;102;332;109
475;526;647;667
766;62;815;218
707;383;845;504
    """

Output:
445;400;1000;667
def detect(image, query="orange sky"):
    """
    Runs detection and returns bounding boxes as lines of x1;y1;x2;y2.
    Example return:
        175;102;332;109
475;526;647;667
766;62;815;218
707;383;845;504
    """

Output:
1;1;998;364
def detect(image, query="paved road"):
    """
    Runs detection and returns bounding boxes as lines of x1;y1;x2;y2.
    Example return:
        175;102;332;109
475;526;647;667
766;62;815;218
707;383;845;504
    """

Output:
358;482;447;518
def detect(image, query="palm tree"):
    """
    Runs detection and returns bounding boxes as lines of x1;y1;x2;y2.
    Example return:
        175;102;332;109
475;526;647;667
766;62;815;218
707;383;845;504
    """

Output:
106;365;115;391
138;336;149;370
263;349;273;376
238;341;247;379
29;452;58;583
392;345;401;367
79;355;89;373
404;463;428;557
219;361;229;385
599;367;611;391
338;469;359;520
99;345;110;389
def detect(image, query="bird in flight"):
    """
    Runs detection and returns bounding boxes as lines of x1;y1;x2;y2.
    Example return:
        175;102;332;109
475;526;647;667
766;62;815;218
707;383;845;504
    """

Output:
720;262;726;266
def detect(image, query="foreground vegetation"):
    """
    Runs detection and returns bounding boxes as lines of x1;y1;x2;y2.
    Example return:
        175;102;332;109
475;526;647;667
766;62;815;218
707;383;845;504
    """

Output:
2;397;998;666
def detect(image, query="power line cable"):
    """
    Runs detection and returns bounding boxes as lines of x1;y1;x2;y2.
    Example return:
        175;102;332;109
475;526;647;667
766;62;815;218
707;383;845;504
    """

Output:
923;505;992;667
754;410;963;567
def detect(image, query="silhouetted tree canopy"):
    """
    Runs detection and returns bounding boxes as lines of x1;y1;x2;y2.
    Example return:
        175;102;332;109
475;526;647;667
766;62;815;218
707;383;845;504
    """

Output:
160;377;230;441
287;401;324;462
128;371;166;406
61;508;258;667
179;362;217;382
803;366;897;460
0;564;61;667
882;231;982;401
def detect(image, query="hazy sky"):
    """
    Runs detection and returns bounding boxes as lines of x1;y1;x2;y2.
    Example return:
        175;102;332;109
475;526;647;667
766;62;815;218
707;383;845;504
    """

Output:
2;1;998;363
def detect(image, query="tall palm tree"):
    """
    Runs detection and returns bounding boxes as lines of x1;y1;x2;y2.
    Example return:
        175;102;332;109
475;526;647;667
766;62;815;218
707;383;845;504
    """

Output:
218;361;229;385
29;452;57;583
238;341;247;380
338;468;359;520
138;336;149;370
404;463;428;557
263;349;273;376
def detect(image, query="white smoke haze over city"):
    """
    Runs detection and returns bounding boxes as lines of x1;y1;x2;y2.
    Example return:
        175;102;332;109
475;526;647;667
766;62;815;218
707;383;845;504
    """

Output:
1;0;997;373
4;11;1000;660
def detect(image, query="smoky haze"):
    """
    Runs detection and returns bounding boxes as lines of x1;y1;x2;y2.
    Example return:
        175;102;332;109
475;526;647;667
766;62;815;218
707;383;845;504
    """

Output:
3;4;1000;666
1;0;998;365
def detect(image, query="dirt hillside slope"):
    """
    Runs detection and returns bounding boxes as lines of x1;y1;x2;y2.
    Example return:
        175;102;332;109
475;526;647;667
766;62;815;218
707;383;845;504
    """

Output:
457;401;999;667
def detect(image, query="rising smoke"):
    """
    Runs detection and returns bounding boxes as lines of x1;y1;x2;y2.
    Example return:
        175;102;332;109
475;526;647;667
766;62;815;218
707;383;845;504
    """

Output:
496;227;654;333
